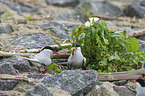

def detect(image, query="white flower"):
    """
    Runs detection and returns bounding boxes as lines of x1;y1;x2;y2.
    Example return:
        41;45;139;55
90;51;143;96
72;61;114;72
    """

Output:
89;17;99;23
85;17;99;27
85;21;91;27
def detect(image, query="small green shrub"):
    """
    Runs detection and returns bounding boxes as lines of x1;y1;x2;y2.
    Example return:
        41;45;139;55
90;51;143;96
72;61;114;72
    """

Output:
71;17;145;73
4;12;13;17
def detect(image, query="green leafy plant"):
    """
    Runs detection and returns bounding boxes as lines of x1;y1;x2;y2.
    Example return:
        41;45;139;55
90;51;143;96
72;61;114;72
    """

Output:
71;17;145;73
47;63;62;74
24;15;32;21
4;12;13;17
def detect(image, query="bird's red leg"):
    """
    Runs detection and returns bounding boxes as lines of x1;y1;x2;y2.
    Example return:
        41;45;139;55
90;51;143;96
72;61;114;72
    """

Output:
44;66;48;71
38;68;42;74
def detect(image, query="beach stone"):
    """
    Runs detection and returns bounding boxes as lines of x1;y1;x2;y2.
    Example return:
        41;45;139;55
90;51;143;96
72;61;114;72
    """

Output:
11;34;56;49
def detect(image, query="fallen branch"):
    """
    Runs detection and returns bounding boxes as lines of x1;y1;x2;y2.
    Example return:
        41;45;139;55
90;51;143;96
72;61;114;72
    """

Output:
0;74;29;82
127;29;145;38
0;51;36;57
98;69;145;81
93;15;130;21
0;51;70;59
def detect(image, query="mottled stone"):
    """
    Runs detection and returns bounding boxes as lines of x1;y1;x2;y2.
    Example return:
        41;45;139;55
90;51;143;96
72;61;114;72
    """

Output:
45;0;80;7
0;25;14;34
76;0;121;17
38;21;81;39
113;86;136;96
0;0;38;13
48;87;71;96
54;12;86;23
0;64;17;75
124;1;145;18
11;34;56;49
138;40;145;52
112;80;128;86
0;55;31;72
42;69;99;96
24;84;53;96
0;80;18;90
86;82;118;96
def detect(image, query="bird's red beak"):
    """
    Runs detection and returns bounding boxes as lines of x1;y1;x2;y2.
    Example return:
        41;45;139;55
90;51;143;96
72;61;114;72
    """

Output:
133;80;136;83
52;51;60;56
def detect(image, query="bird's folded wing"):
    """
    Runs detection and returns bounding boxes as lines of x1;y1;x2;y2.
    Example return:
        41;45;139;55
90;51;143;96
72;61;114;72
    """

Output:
83;57;86;67
21;57;42;67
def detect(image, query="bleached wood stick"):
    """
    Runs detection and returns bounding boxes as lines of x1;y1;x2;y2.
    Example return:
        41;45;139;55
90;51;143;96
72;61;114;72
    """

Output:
98;69;145;81
127;29;145;38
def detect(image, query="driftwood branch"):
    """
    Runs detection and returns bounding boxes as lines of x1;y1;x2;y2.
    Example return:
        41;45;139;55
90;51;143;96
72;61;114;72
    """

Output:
127;29;145;38
0;51;70;59
0;74;29;82
93;15;130;21
98;69;145;81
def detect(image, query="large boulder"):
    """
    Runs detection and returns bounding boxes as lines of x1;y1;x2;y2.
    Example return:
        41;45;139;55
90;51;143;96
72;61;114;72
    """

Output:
0;55;31;72
124;1;145;18
0;80;18;90
45;0;80;7
41;69;99;96
11;34;56;49
76;0;121;17
24;84;53;96
113;86;136;96
0;25;14;34
38;21;81;39
0;0;38;14
0;64;17;75
86;82;119;96
54;11;86;23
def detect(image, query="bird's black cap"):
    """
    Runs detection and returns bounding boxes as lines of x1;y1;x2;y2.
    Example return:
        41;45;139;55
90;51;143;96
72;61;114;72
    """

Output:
136;79;145;87
73;44;80;47
41;46;55;51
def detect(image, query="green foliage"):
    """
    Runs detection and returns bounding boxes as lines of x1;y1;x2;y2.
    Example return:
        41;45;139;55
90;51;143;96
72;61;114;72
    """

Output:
127;37;140;52
4;12;13;17
71;18;145;73
47;63;62;74
24;15;32;21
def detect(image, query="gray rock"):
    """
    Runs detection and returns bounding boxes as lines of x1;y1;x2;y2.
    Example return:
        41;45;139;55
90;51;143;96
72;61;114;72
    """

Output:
113;86;136;96
86;82;119;96
0;0;38;15
0;80;18;90
0;55;31;72
27;74;47;80
0;64;17;75
11;34;56;49
45;0;80;7
0;25;14;34
48;87;71;96
54;12;86;23
76;0;121;17
138;40;145;52
0;93;9;96
124;1;145;18
38;21;80;39
112;80;128;86
24;84;53;96
41;69;99;96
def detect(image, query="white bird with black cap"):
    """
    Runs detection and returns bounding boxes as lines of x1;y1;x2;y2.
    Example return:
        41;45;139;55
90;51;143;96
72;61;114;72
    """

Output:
67;44;86;69
134;79;145;96
22;46;60;72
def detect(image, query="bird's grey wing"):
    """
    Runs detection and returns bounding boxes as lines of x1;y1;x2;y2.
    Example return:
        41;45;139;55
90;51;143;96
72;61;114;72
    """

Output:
67;54;72;68
21;57;42;67
37;57;51;66
34;51;51;66
82;57;86;68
